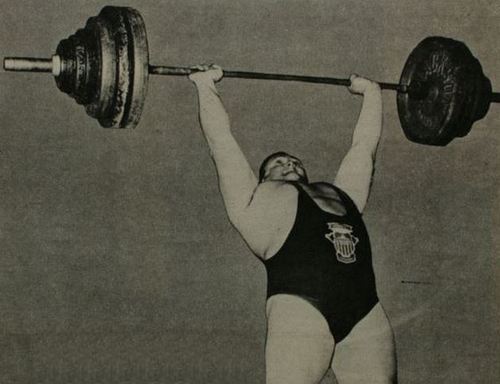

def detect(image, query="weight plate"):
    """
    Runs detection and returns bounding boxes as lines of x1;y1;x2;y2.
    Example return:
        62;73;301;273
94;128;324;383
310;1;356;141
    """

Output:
120;7;149;129
84;15;117;121
98;6;131;128
398;36;490;146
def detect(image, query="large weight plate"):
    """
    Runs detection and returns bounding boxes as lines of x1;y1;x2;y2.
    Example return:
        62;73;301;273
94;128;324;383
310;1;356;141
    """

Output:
120;7;149;129
97;6;149;129
84;15;117;120
98;7;131;128
397;37;491;146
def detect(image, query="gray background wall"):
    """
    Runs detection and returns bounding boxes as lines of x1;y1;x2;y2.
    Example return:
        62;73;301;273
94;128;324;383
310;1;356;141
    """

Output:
0;0;498;383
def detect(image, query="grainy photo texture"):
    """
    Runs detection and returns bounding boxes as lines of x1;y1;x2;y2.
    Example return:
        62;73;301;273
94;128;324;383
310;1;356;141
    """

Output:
0;1;498;383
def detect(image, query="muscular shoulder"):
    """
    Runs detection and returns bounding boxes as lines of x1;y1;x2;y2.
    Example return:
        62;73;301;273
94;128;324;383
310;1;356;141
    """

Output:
249;181;298;218
234;181;299;259
252;181;298;200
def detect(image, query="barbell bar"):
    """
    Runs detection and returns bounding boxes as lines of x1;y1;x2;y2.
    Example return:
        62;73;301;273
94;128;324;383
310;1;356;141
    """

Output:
3;6;499;146
4;57;405;89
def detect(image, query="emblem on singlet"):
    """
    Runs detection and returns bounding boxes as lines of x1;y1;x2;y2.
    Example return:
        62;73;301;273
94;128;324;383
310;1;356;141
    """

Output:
325;222;359;264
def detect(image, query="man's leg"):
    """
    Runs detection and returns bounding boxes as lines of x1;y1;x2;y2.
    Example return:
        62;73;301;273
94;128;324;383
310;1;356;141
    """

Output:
265;294;335;384
331;303;397;384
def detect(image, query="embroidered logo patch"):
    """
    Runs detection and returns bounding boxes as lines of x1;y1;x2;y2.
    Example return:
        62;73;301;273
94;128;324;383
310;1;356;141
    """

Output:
325;222;359;264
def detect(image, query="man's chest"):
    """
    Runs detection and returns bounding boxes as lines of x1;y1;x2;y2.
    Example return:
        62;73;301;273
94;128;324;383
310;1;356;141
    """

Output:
300;183;347;216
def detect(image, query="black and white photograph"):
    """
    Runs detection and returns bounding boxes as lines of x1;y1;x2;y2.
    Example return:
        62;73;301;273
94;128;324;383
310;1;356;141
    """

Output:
1;1;498;383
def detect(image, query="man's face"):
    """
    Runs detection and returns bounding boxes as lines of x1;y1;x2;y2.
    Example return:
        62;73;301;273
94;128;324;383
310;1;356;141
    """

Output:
262;155;308;182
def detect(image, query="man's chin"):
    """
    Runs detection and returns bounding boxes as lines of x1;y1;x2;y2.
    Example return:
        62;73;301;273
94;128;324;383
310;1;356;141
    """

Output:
263;173;307;183
283;173;306;182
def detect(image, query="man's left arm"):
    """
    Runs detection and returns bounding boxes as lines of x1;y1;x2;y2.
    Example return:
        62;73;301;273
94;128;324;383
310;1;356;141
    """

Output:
334;75;382;213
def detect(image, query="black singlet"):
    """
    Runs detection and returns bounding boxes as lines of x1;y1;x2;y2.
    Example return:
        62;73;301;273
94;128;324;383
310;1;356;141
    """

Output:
263;182;378;343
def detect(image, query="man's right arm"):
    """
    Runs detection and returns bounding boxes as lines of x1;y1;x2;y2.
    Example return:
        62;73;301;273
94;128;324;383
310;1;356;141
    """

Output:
190;66;288;257
190;66;257;221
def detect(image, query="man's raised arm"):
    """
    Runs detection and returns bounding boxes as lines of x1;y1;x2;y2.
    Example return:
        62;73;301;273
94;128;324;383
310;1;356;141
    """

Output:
189;65;258;227
334;75;383;213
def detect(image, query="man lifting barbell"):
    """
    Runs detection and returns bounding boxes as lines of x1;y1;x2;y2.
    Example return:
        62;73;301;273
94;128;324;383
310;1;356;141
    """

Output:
189;64;396;384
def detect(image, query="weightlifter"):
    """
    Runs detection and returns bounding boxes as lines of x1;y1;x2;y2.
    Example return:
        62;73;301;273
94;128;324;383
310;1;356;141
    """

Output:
189;64;397;384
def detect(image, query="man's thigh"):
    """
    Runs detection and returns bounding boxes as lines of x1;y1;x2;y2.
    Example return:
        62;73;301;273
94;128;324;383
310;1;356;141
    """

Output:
266;294;335;384
331;303;397;384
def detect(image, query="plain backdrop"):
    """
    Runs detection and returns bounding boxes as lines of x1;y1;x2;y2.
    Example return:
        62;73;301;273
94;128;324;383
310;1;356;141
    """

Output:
0;1;499;383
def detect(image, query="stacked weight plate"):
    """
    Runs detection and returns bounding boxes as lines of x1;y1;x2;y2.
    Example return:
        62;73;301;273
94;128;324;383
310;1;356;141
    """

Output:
54;6;149;128
397;36;492;146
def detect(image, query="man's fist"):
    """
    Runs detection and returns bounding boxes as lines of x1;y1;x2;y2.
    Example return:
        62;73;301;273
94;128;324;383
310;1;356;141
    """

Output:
348;74;380;95
188;64;223;84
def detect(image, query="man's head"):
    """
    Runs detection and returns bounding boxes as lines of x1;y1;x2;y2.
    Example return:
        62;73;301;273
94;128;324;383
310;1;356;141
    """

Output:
259;151;308;183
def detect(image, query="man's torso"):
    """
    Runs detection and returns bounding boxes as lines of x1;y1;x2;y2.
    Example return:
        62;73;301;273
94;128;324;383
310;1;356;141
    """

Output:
253;181;348;259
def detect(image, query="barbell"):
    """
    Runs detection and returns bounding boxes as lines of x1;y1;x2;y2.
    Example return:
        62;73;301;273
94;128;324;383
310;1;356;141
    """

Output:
3;6;499;146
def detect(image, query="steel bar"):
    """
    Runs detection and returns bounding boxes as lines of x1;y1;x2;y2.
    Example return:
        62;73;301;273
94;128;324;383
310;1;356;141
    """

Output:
4;57;53;72
149;65;406;92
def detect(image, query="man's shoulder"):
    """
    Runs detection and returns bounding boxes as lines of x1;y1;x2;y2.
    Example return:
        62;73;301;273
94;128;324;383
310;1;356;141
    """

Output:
255;181;339;197
252;181;298;200
256;180;296;190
